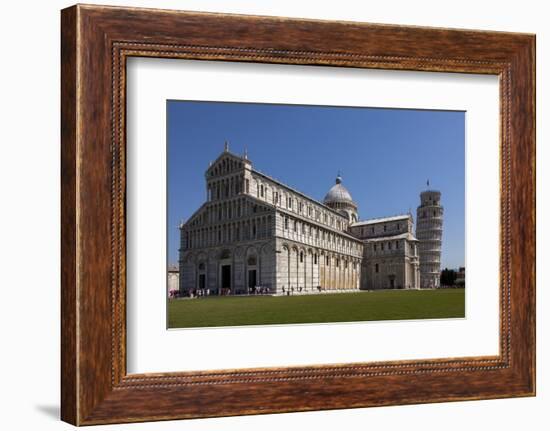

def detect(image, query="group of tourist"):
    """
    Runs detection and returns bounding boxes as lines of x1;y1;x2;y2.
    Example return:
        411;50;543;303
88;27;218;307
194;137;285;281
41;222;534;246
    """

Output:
281;285;323;296
170;284;328;299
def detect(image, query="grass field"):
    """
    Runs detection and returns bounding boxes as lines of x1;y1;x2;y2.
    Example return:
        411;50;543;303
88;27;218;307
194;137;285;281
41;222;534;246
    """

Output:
168;288;465;329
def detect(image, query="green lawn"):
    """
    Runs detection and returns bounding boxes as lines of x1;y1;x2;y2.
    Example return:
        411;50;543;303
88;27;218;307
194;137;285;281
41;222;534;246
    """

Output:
168;289;465;328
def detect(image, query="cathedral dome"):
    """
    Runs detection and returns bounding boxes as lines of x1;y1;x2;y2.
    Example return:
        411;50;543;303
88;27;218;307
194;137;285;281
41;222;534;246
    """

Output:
323;174;358;223
323;175;354;205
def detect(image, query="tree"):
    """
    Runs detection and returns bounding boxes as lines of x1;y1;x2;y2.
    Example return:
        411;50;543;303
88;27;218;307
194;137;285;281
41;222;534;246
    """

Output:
440;268;457;287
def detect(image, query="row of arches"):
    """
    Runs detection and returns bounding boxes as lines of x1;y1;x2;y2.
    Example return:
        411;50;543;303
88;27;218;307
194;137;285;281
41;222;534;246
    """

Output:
205;198;267;224
416;219;443;231
180;244;272;295
280;214;362;257
186;198;272;229
279;243;361;292
183;215;274;249
207;175;244;201
251;174;348;233
209;156;243;177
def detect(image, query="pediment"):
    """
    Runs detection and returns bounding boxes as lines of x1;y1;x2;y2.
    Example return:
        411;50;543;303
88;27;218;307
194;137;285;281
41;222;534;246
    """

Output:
206;152;248;178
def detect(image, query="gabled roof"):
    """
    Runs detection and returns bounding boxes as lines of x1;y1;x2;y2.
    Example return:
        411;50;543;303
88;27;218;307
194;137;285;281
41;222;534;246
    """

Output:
362;232;418;242
251;168;349;221
205;149;250;177
275;207;363;243
351;214;411;227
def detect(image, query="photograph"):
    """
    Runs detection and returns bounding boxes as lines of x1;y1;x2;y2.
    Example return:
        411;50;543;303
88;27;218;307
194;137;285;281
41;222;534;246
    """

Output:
167;101;466;329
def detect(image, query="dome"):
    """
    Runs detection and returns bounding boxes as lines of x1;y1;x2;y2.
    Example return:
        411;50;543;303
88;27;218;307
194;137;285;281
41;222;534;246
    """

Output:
323;175;355;205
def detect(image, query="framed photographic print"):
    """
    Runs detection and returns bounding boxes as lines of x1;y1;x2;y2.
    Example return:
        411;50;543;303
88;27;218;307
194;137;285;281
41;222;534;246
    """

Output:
61;4;535;425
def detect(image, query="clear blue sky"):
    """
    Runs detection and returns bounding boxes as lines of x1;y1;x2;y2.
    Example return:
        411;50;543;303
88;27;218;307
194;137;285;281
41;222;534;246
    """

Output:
167;101;465;269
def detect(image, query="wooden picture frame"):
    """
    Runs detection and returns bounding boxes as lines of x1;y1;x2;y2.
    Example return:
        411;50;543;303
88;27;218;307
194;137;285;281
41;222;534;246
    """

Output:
61;4;535;425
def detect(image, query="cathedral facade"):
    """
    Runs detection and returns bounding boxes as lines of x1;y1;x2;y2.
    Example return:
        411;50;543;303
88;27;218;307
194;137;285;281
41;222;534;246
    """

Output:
178;145;440;295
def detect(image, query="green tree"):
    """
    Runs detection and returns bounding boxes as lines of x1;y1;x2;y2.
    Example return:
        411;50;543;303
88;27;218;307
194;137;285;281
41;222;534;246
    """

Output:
440;268;457;286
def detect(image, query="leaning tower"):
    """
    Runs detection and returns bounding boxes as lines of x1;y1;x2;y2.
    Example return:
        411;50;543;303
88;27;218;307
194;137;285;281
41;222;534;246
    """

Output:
416;186;443;288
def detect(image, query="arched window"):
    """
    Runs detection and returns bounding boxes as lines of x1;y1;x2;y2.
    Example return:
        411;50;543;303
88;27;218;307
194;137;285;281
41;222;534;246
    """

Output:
300;252;304;263
375;263;379;273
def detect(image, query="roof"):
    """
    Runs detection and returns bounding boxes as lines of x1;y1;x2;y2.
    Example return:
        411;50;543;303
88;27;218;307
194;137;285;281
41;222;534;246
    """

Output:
205;149;251;177
352;214;411;226
363;232;419;242
323;176;356;206
251;168;349;220
207;149;352;221
275;207;363;243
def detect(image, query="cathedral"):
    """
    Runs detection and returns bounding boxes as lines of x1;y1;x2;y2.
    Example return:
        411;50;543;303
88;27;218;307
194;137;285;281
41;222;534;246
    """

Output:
178;144;443;295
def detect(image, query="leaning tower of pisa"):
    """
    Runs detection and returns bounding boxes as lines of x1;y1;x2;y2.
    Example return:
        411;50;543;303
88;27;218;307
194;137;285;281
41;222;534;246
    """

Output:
416;186;443;288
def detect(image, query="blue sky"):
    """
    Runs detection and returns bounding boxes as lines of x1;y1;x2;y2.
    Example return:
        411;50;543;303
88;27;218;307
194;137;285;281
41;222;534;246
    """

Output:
167;101;465;269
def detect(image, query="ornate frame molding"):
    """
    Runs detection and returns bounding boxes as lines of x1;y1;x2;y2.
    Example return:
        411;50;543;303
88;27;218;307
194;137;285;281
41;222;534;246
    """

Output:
61;5;534;425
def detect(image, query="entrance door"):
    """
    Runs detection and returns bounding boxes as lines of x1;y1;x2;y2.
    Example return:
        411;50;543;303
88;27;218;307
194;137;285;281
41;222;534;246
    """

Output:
221;265;231;291
248;270;257;289
389;276;395;289
199;274;206;290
